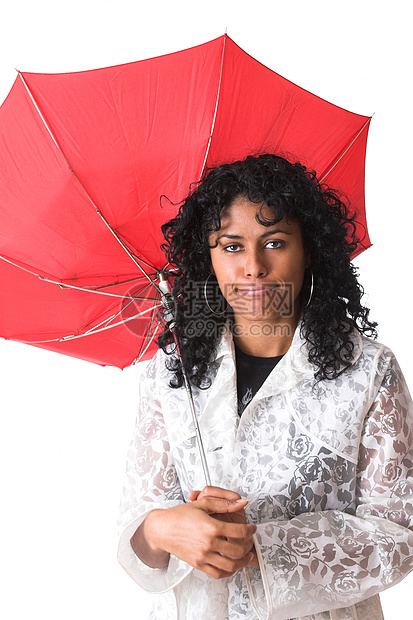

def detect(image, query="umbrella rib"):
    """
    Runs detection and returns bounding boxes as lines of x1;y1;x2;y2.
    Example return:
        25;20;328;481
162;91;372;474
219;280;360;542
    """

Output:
64;304;162;338
83;291;159;332
133;306;161;362
17;72;163;296
91;275;155;290
10;303;163;345
0;254;158;300
199;34;227;179
135;332;158;362
319;117;372;183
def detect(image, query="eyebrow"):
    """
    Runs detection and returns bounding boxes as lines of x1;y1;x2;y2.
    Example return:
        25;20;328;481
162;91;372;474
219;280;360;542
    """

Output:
214;228;293;242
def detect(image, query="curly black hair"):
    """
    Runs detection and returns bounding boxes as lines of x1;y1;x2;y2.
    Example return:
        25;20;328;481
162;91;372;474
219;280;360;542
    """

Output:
159;153;377;388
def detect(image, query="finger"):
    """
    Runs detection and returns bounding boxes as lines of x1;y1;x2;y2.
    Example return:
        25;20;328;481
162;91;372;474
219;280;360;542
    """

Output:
247;548;259;569
195;486;242;501
199;496;248;515
204;550;255;575
215;536;255;559
219;520;257;541
203;515;256;542
187;490;201;501
195;562;236;581
211;509;247;524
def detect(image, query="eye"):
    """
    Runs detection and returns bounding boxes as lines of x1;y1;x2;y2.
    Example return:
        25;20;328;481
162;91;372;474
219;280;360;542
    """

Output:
223;243;243;253
265;240;284;249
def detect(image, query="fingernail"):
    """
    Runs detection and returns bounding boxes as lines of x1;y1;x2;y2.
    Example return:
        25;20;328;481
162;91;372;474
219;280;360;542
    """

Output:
236;498;248;503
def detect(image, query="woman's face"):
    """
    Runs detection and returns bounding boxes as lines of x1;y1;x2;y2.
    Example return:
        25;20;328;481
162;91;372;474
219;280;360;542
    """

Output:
209;196;310;328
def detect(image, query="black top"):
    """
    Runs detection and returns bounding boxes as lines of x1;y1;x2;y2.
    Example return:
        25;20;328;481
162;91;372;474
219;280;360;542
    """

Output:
235;344;284;416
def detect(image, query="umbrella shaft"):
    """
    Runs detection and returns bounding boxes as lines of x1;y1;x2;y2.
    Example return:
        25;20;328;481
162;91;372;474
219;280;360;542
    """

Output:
159;272;211;487
172;330;211;487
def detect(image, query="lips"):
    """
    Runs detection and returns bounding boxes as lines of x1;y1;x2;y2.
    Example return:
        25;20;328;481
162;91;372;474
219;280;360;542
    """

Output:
235;284;280;296
238;288;271;296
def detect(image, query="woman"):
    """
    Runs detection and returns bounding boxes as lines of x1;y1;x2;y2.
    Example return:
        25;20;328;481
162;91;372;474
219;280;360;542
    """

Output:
118;154;413;619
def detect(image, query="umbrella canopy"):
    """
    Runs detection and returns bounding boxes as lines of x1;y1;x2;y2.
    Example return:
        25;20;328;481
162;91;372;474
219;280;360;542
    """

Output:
0;35;371;368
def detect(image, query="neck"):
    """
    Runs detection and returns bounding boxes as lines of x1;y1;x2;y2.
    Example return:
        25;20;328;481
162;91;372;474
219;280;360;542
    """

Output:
232;315;298;357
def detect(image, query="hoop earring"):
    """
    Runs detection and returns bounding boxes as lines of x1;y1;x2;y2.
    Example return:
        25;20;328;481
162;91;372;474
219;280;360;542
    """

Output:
204;274;227;316
304;268;314;308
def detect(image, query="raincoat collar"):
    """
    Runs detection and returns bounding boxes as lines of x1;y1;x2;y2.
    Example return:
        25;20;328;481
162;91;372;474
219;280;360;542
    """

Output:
212;318;364;381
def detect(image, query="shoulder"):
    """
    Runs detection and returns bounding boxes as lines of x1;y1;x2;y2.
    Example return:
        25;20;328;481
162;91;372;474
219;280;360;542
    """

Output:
290;323;390;379
295;327;400;395
356;334;389;368
347;333;412;406
357;334;397;377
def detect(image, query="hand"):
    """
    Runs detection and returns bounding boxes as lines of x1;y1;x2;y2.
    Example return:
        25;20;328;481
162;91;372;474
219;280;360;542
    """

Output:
188;486;259;569
188;486;247;523
133;495;257;579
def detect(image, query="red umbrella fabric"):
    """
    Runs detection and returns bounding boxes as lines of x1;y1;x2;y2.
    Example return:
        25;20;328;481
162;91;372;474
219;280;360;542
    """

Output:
0;35;371;368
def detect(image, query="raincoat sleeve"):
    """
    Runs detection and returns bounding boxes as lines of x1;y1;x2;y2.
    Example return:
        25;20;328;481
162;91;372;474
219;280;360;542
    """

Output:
246;349;413;620
117;352;192;592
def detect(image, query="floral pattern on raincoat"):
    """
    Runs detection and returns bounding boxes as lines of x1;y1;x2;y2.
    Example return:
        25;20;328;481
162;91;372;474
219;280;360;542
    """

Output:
117;324;413;620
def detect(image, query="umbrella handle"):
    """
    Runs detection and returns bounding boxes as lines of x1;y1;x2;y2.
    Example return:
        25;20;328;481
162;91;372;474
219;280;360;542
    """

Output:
159;274;212;487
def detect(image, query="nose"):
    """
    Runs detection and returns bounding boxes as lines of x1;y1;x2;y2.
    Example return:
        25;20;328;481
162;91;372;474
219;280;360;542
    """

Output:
243;249;267;278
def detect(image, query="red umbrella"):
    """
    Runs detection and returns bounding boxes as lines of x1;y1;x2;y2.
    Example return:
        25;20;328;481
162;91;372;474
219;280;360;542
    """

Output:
0;35;371;369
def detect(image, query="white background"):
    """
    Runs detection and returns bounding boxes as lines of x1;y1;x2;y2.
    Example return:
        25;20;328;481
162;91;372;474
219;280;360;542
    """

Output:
0;1;411;618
